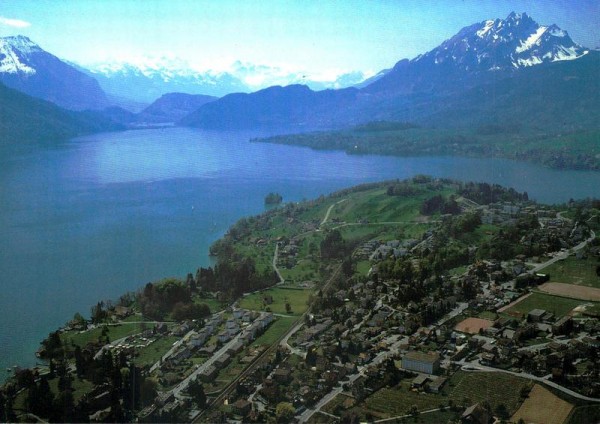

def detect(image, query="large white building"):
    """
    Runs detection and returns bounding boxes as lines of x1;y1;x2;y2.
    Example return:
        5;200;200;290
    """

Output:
402;351;440;375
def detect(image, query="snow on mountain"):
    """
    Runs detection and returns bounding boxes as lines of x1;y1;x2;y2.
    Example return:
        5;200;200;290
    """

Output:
0;35;40;75
0;35;109;110
83;56;370;102
414;12;588;72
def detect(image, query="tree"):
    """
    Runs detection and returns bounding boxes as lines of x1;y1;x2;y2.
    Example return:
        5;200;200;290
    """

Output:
52;389;75;422
495;403;509;420
91;301;107;324
320;229;346;259
408;404;419;417
72;312;86;326
74;345;85;377
172;301;211;321
187;379;206;408
15;368;36;390
0;391;5;422
285;301;292;314
139;377;158;408
275;402;295;423
4;396;16;423
38;376;55;417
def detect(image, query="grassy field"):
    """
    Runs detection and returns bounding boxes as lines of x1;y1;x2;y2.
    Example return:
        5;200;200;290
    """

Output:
330;188;431;224
133;336;179;367
477;310;498;320
251;316;297;347
61;322;147;347
502;292;587;319
239;287;312;315
280;258;319;283
543;256;600;288
192;294;226;314
567;405;600;424
356;260;371;276
511;384;573;424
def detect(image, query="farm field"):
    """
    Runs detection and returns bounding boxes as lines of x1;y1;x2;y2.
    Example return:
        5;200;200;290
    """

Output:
502;292;587;319
542;255;600;288
445;371;532;414
511;384;573;424
361;371;531;418
238;287;312;316
538;282;600;301
455;317;494;334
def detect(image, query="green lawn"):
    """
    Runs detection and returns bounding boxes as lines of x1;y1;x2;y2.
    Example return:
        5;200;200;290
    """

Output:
61;322;147;347
133;336;179;367
542;255;600;288
503;292;589;319
251;316;297;347
280;258;320;283
356;260;371;276
239;287;312;315
477;310;498;320
568;405;600;424
192;295;226;314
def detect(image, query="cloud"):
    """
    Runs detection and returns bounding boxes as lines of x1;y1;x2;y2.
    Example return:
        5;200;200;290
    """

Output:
0;16;31;28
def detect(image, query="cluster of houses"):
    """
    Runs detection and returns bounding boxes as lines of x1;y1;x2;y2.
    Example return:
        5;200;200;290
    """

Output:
139;310;275;422
146;198;597;421
354;238;419;261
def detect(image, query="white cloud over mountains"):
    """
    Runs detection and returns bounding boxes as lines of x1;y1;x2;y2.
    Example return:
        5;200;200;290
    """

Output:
0;16;31;28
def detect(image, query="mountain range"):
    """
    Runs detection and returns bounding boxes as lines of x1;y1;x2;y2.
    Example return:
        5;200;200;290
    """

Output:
181;12;596;131
83;58;370;103
0;12;598;147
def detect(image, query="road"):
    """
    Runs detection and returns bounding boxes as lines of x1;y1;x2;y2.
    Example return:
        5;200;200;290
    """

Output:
531;229;595;274
320;199;347;227
297;300;469;423
171;333;244;399
272;243;285;284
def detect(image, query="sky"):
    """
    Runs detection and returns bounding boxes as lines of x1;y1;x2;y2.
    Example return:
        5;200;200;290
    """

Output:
0;0;598;76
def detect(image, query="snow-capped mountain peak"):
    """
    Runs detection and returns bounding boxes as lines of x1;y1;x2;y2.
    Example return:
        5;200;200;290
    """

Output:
0;35;42;75
0;35;109;110
415;11;588;72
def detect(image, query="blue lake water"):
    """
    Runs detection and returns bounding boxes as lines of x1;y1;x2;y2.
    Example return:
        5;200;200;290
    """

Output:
1;126;599;381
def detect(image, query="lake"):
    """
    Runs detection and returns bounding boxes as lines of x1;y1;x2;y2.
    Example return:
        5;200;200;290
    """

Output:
1;126;599;381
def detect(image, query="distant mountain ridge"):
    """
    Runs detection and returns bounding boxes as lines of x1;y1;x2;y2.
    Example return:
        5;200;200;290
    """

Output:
0;81;121;147
83;58;370;103
180;12;597;131
0;36;110;111
137;93;217;123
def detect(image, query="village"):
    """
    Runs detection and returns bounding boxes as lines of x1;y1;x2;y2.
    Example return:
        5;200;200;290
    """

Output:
139;187;599;423
3;179;599;424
